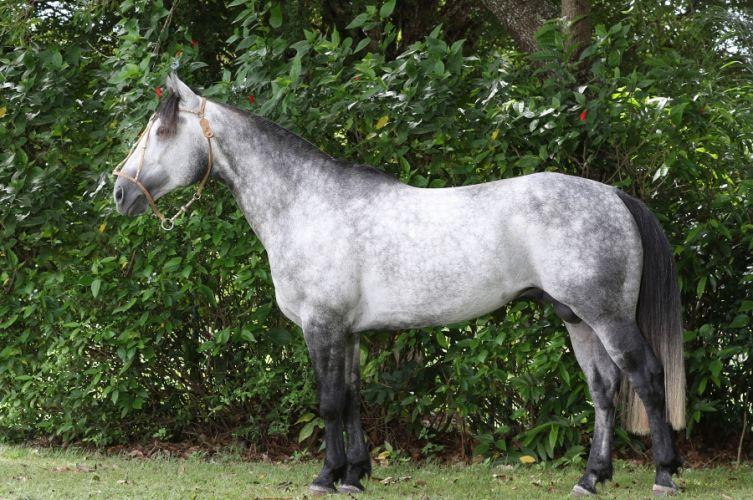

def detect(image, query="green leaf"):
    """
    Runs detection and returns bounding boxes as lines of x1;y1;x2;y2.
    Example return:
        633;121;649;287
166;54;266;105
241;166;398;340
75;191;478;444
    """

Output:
435;331;449;349
240;328;256;342
295;412;316;425
113;298;137;314
91;278;102;299
346;12;370;29
268;327;292;345
298;419;317;442
729;314;749;329
696;276;707;298
548;425;558;451
196;284;216;305
290;54;302;81
375;115;389;129
379;0;396;19
354;38;371;53
51;50;63;68
163;257;182;273
269;3;283;28
517;155;541;171
670;102;689;126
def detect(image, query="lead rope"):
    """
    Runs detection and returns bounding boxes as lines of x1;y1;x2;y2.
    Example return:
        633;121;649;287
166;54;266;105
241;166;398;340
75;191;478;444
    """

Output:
113;97;214;231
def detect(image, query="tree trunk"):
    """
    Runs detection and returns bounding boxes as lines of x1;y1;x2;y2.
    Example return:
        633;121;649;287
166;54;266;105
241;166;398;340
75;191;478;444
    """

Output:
561;0;591;60
480;0;558;53
481;0;591;57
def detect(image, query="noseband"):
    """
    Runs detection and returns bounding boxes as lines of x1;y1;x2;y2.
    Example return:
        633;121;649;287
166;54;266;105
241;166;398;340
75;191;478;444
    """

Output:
113;97;214;231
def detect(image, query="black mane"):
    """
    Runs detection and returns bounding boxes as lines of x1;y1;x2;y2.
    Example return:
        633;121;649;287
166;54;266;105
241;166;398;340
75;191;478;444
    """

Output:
156;91;180;137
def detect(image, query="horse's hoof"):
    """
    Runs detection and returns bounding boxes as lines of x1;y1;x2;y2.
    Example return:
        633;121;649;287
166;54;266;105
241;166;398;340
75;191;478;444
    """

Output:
338;483;364;494
309;483;337;495
571;484;596;496
653;483;678;496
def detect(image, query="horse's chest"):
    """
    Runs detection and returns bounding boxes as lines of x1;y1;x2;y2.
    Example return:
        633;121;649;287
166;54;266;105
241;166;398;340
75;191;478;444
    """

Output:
265;240;361;328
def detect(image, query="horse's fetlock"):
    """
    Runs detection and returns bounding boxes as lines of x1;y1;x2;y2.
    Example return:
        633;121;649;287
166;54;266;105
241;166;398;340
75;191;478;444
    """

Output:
594;463;613;483
586;456;613;483
344;458;371;489
316;460;347;486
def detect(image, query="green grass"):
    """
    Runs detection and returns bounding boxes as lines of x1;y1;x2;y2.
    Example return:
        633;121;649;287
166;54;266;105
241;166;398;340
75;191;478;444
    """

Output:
0;445;751;499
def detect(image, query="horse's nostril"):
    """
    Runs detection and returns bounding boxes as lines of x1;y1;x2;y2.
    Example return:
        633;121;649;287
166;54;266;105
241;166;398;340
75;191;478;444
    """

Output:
115;186;123;203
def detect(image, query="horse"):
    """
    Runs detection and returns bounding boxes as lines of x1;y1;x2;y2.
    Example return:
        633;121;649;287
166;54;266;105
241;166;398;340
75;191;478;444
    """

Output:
112;73;685;496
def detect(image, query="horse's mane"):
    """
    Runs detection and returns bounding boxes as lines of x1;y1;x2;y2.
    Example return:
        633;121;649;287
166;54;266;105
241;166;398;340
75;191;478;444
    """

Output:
218;104;396;181
156;91;180;137
156;94;396;184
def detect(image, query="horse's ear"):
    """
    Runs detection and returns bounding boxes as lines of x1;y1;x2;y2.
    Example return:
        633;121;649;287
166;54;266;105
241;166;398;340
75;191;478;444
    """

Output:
165;72;200;109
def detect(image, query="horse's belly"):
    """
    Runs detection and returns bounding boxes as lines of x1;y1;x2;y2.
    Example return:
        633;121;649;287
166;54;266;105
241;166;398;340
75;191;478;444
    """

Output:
351;209;531;331
352;269;521;331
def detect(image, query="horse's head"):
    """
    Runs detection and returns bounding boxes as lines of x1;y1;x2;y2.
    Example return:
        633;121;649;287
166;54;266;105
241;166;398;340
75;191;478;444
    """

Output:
113;73;212;223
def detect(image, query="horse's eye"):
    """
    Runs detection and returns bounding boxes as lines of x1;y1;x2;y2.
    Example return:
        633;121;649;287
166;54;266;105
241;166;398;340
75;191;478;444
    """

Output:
156;125;170;137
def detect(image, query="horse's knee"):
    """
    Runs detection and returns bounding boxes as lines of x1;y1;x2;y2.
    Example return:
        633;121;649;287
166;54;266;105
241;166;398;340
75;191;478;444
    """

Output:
319;391;346;420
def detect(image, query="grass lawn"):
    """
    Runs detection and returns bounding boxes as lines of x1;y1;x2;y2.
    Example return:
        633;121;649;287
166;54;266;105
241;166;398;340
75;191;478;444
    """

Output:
0;445;750;499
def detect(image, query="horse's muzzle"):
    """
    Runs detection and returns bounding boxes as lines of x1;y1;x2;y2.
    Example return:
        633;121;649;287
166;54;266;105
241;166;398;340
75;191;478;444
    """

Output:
114;178;148;216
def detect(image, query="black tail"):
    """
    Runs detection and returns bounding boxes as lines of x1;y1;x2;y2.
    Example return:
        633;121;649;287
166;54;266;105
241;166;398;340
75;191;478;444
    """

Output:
616;191;686;434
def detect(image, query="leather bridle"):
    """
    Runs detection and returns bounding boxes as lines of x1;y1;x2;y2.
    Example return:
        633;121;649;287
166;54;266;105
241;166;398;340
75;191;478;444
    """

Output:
113;97;214;231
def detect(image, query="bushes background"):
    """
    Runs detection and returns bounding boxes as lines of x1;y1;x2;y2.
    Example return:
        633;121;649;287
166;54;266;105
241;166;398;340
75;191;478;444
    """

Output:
0;0;751;462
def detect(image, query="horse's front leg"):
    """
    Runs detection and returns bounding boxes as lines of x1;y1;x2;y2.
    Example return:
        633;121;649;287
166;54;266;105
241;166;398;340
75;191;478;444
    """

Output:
340;333;371;493
303;318;349;494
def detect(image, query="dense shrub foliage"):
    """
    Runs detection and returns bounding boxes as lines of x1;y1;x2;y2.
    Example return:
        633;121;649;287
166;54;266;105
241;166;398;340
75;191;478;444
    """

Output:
1;0;751;462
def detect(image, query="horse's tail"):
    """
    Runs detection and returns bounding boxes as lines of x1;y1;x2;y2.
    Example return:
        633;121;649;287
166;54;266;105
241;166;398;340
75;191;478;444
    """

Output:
616;190;685;435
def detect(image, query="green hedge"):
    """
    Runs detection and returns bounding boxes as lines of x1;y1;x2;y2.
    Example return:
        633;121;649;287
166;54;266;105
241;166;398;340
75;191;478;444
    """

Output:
0;1;751;462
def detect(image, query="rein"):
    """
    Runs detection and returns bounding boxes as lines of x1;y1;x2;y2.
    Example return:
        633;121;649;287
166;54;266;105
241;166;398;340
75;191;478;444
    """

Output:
112;97;214;231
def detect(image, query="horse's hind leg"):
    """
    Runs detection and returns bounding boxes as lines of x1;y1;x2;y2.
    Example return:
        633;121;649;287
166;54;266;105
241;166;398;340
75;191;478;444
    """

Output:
591;319;681;494
339;333;372;493
566;321;620;496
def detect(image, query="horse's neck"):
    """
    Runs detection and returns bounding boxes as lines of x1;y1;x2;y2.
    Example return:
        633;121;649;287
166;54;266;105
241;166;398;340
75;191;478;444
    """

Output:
209;107;330;246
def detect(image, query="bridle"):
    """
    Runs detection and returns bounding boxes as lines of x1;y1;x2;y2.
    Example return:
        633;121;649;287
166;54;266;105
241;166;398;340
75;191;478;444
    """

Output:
113;97;214;231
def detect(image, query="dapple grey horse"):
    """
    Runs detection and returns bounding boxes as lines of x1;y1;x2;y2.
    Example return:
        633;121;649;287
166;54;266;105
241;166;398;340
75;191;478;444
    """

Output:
113;74;685;496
